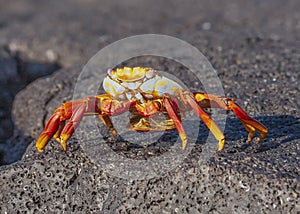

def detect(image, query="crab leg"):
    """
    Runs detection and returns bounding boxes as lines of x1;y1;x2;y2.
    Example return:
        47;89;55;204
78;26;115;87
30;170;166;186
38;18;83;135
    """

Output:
185;93;226;151
163;97;188;149
53;121;66;142
194;92;268;143
59;104;86;151
36;101;90;152
98;115;118;136
36;111;63;152
36;95;133;152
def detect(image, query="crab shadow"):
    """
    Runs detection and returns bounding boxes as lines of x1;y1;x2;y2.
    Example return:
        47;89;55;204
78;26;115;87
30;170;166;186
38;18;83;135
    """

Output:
200;114;300;152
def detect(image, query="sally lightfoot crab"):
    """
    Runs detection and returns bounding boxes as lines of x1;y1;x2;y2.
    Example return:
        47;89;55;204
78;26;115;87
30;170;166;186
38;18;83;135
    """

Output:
36;67;268;152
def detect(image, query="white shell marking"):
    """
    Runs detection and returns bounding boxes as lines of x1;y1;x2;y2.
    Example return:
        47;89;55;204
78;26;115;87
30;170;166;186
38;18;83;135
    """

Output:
103;76;125;97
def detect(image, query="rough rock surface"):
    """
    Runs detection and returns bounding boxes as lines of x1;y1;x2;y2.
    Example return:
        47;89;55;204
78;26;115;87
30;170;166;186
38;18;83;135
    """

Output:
0;0;299;213
1;39;299;213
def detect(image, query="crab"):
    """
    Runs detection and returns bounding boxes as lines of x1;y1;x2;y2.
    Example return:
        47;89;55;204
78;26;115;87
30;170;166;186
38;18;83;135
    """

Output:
36;66;268;152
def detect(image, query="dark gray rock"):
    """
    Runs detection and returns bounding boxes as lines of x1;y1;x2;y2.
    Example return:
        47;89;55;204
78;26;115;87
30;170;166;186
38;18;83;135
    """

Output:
0;0;300;213
0;38;299;213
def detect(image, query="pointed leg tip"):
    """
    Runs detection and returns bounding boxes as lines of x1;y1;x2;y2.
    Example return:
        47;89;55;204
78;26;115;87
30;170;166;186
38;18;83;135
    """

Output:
60;134;70;151
257;137;264;143
36;147;44;153
180;134;188;150
59;139;67;151
217;138;225;152
247;132;255;143
36;134;51;153
60;141;67;151
112;130;118;137
62;146;67;152
258;133;267;142
217;147;224;152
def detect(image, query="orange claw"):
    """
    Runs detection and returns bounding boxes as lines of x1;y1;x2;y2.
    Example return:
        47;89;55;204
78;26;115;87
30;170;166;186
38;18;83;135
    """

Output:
36;112;61;152
36;101;88;152
59;103;86;151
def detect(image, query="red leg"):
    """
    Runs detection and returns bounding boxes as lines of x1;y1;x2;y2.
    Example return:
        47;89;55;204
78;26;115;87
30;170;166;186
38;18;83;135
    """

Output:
36;95;133;152
59;104;86;151
185;93;225;151
53;121;66;142
36;101;88;152
163;97;188;149
98;115;118;136
36;111;62;152
194;92;268;143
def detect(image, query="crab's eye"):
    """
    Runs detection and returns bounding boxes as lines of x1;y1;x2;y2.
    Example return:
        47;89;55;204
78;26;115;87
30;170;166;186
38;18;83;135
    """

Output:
146;69;155;79
107;69;113;76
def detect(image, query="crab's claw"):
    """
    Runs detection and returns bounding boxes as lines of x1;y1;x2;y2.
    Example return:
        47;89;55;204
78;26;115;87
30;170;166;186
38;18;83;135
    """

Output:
36;111;62;152
36;95;134;152
36;102;87;152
